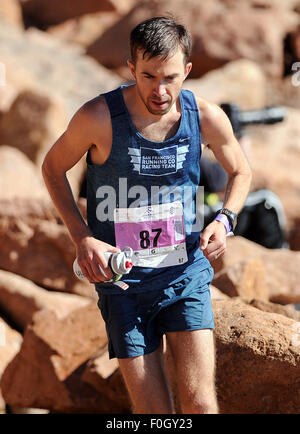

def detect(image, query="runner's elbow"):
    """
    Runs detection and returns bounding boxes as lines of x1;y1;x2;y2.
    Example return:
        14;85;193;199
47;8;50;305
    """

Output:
42;151;65;179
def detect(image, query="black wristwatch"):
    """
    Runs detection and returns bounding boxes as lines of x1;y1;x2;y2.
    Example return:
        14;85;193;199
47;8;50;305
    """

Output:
216;208;238;231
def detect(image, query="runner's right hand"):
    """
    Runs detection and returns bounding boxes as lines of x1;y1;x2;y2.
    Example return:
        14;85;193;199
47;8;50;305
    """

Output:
75;236;121;283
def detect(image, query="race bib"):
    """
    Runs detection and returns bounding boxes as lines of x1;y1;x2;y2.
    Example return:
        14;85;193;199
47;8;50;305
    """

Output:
114;201;188;268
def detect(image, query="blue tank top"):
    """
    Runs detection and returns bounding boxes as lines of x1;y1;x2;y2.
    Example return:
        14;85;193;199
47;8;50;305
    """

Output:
86;85;212;294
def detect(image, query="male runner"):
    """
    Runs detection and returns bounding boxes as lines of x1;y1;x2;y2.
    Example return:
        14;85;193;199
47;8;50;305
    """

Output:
42;17;252;414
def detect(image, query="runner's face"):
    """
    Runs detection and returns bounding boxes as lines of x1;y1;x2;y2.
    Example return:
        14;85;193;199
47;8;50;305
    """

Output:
128;48;192;115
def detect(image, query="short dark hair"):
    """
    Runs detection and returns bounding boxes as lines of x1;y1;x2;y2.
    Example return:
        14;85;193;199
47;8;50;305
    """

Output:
130;16;192;65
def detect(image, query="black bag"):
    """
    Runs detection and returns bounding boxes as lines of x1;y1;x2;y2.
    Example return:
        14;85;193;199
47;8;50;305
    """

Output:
235;190;286;248
204;189;287;249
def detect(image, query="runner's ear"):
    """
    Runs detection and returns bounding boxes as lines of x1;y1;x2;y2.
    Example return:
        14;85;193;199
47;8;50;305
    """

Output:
127;60;136;80
184;62;192;80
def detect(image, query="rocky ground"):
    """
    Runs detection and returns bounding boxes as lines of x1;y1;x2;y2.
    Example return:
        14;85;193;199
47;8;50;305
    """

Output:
0;0;300;414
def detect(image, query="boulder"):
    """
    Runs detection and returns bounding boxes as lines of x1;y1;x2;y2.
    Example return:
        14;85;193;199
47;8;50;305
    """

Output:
0;146;49;201
0;21;120;119
0;303;119;413
0;22;119;199
86;0;299;79
0;270;92;330
0;196;62;222
46;0;138;47
213;236;265;274
81;347;130;413
212;258;269;301
213;298;300;413
0;89;85;200
19;0;125;26
0;197;94;298
184;59;267;109
0;90;67;167
248;298;300;321
0;317;22;412
3;295;300;413
213;236;300;304
47;11;120;48
259;249;300;304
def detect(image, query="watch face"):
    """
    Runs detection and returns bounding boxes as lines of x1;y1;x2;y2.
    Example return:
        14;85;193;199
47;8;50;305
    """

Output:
222;208;237;219
220;208;237;230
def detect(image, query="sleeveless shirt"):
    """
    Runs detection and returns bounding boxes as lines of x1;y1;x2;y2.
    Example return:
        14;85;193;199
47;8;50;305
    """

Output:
86;85;213;294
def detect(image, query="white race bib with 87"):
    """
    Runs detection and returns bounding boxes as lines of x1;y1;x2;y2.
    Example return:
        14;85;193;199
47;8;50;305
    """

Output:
114;201;188;268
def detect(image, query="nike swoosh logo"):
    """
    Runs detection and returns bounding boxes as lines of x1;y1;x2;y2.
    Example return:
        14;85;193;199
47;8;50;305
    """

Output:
178;137;189;142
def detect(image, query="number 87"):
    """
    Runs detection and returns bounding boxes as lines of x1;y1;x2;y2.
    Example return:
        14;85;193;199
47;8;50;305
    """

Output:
139;228;162;249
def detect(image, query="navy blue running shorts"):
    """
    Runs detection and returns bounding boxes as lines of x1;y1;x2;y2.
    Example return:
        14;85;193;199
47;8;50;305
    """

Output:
97;267;215;359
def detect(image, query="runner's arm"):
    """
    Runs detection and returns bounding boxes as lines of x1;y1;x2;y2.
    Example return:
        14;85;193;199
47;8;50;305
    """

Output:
42;98;119;282
197;99;252;260
200;100;252;214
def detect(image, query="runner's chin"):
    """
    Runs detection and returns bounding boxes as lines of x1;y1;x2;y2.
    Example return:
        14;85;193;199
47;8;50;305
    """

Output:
148;100;171;115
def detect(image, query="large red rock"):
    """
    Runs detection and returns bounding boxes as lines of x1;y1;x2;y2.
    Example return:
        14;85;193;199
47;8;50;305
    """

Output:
3;296;300;414
86;0;298;79
46;0;138;47
213;298;300;413
213;236;300;304
81;347;130;413
0;21;121;199
0;21;121;120
212;257;269;301
0;270;92;330
184;59;267;109
47;11;120;48
0;146;49;201
19;0;127;26
0;303;114;413
166;295;300;413
0;198;94;298
247;298;300;321
0;89;85;199
0;90;67;167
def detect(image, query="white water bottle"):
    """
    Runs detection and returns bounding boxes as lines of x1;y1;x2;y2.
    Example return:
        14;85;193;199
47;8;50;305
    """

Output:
73;247;133;283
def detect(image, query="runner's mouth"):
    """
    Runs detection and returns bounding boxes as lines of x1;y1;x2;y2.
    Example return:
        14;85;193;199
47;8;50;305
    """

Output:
151;100;169;107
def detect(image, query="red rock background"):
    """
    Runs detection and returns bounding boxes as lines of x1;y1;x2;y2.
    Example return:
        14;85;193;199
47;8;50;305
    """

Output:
0;0;300;414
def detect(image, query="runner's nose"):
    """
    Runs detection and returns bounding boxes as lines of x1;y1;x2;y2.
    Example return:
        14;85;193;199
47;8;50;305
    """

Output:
153;82;167;98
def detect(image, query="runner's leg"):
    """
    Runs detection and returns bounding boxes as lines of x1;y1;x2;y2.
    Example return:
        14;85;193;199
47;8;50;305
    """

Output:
118;343;174;414
166;329;218;414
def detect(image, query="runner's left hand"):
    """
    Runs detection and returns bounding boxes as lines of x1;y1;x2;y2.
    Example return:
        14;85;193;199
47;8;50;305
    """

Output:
200;220;227;262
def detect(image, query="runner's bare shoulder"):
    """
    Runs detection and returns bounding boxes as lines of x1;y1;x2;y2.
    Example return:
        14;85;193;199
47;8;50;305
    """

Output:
42;94;112;172
76;94;112;144
194;96;233;148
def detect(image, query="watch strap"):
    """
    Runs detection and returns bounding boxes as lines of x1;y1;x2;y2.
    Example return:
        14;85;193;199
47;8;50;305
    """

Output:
217;208;237;231
215;214;231;235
